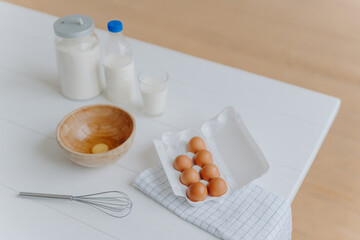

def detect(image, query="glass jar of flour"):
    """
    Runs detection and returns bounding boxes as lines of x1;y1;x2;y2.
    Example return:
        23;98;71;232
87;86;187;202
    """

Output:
54;15;102;100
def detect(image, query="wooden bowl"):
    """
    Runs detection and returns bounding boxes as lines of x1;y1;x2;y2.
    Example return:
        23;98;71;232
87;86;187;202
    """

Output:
56;104;136;167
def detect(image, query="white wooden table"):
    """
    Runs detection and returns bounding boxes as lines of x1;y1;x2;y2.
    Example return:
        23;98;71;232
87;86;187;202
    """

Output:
0;2;340;239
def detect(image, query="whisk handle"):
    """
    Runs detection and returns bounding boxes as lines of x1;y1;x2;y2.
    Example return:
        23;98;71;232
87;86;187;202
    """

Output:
18;192;73;200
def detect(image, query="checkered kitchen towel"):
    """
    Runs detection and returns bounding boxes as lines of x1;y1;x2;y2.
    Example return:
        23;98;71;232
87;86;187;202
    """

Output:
133;167;292;240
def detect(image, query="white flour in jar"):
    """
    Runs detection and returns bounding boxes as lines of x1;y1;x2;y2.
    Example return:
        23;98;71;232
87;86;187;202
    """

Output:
55;38;102;100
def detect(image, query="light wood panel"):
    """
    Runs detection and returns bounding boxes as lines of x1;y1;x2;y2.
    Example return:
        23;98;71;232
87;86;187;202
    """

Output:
4;0;360;239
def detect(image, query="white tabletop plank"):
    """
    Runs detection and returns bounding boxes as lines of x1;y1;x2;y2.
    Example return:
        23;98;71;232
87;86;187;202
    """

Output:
0;1;340;239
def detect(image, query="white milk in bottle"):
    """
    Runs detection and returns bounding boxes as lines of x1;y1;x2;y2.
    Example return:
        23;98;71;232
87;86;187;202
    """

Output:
104;20;136;104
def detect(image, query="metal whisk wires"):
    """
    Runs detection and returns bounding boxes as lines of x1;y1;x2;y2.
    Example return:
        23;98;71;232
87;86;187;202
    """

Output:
73;191;133;218
18;191;133;218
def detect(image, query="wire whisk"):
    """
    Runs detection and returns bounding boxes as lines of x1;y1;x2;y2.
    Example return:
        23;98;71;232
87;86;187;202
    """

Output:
18;191;132;218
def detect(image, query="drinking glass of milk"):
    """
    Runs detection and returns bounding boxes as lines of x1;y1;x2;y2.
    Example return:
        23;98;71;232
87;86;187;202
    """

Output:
138;69;169;116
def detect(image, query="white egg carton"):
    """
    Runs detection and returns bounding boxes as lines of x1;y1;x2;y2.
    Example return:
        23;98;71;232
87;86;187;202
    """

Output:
153;106;269;206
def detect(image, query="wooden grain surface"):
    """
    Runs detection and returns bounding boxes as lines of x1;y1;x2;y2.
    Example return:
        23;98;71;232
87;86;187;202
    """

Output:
4;0;360;239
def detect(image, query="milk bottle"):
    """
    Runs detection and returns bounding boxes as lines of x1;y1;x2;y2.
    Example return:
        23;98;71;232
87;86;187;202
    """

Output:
104;20;137;104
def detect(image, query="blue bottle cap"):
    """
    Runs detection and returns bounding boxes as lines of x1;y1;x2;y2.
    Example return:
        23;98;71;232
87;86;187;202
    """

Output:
107;20;123;33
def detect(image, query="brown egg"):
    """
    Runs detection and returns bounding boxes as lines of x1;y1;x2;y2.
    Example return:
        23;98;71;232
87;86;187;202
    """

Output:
186;182;208;202
187;136;206;154
193;149;213;167
180;168;200;186
208;177;227;197
200;164;220;181
173;155;192;172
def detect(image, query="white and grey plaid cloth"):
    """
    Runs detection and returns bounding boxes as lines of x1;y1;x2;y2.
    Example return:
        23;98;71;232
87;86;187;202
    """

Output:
133;167;292;240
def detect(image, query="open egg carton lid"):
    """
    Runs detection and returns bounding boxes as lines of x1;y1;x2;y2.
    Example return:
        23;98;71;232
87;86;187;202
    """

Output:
153;106;269;206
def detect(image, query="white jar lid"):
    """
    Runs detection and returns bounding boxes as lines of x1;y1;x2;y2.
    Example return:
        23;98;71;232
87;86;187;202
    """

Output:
54;14;94;38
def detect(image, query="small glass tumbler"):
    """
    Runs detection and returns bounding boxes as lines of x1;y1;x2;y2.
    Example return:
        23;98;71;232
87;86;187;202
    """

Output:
138;69;168;116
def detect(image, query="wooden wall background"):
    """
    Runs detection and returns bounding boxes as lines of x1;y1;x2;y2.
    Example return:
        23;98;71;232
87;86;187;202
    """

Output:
4;0;360;239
